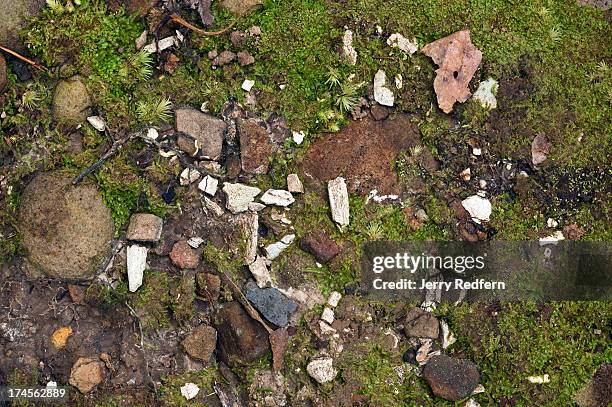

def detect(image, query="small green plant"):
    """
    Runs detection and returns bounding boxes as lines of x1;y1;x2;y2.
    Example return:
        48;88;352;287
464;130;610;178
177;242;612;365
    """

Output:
136;97;173;124
129;50;154;82
325;67;342;88
21;90;41;110
335;81;363;113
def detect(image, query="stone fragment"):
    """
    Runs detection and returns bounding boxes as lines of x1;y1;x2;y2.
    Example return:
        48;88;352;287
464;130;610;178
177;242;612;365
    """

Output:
222;182;261;214
69;357;106;393
404;307;439;339
86;116;105;131
373;70;394;106
51;326;73;349
212;50;236;66
242;79;255;91
292;131;305;144
126;213;163;243
299;230;341;264
249;256;272;288
387;33;418;54
198;175;219;196
472;78;498;109
239;118;274;174
237;51;255;66
265;234;295;260
182;325;217;362
287;174;304;193
127;245;148;292
238;211;258;264
260;189;295;206
527;374;550;384
203;197;225;217
215;302;270;366
143;36;177;53
539;231;565;245
135;30;147;50
422;30;482;113
219;0;263;15
53;76;92;123
461;195;492;224
342;29;357;65
307;357;337;384
170;240;200;269
248;202;266;212
321;307;334;324
327;291;342;308
531;134;551;165
328;177;350;227
180;383;200;400
177;134;198;156
245;281;298;327
179;168;201;186
422;355;480;401
175;108;227;159
18;172;113;280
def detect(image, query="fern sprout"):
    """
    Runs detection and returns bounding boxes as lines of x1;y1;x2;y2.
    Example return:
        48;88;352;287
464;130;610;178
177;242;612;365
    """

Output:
46;0;64;12
325;67;342;89
335;82;361;113
365;221;384;240
21;90;41;110
409;145;423;157
131;50;154;81
136;97;173;124
549;26;562;43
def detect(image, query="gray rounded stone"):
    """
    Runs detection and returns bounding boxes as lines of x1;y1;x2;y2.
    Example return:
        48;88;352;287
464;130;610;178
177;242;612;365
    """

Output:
18;172;114;280
52;76;92;123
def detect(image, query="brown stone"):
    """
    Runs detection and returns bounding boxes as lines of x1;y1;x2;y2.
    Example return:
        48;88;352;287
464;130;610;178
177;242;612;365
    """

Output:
403;307;439;339
299;231;341;264
69;357;106;393
370;104;389;121
108;0;156;16
531;134;551;165
213;50;236;66
52;76;92;123
0;0;46;52
422;30;482;113
126;213;163;243
422;355;480;401
238;118;275;174
182;324;217;362
214;301;270;366
302;115;420;195
230;31;246;47
237;51;255;66
170;240;200;269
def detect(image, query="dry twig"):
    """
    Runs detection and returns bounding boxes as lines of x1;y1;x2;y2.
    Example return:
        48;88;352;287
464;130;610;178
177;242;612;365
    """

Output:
0;44;48;72
170;14;237;36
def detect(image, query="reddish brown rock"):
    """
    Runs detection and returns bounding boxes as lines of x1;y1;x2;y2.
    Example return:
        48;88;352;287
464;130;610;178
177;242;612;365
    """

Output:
230;31;247;47
213;50;236;66
531;134;551;165
370;104;389;121
422;355;480;401
182;324;217;362
170;240;200;269
237;51;255;66
302;115;421;195
299;231;341;264
126;213;163;243
403;307;439;339
238;118;275;174
422;30;482;113
214;301;270;366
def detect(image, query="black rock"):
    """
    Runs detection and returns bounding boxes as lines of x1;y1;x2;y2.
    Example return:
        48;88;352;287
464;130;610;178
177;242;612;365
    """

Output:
245;281;297;327
402;348;418;365
422;355;480;401
162;184;175;204
13;60;32;81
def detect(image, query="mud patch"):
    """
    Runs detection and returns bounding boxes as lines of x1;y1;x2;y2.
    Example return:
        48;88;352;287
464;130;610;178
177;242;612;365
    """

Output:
301;115;422;196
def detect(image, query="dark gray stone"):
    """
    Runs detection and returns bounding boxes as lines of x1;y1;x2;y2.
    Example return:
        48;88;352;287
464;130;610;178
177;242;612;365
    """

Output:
245;281;297;327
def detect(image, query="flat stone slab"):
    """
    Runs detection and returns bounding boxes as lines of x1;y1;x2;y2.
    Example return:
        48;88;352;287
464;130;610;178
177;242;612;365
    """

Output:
245;281;298;327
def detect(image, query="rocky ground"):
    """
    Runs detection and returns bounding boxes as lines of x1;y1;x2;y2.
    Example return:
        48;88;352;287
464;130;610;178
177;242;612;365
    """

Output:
0;0;610;406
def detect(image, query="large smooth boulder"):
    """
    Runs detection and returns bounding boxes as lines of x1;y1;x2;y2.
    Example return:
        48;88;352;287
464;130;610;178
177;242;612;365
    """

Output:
18;172;114;280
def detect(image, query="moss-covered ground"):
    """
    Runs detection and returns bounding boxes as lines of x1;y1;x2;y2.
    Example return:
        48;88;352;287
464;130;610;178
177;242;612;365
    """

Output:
0;0;610;405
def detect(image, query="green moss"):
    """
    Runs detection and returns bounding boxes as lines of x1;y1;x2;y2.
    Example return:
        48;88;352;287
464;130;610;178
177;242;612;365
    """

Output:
128;271;172;331
158;366;220;406
444;301;612;405
491;193;545;240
